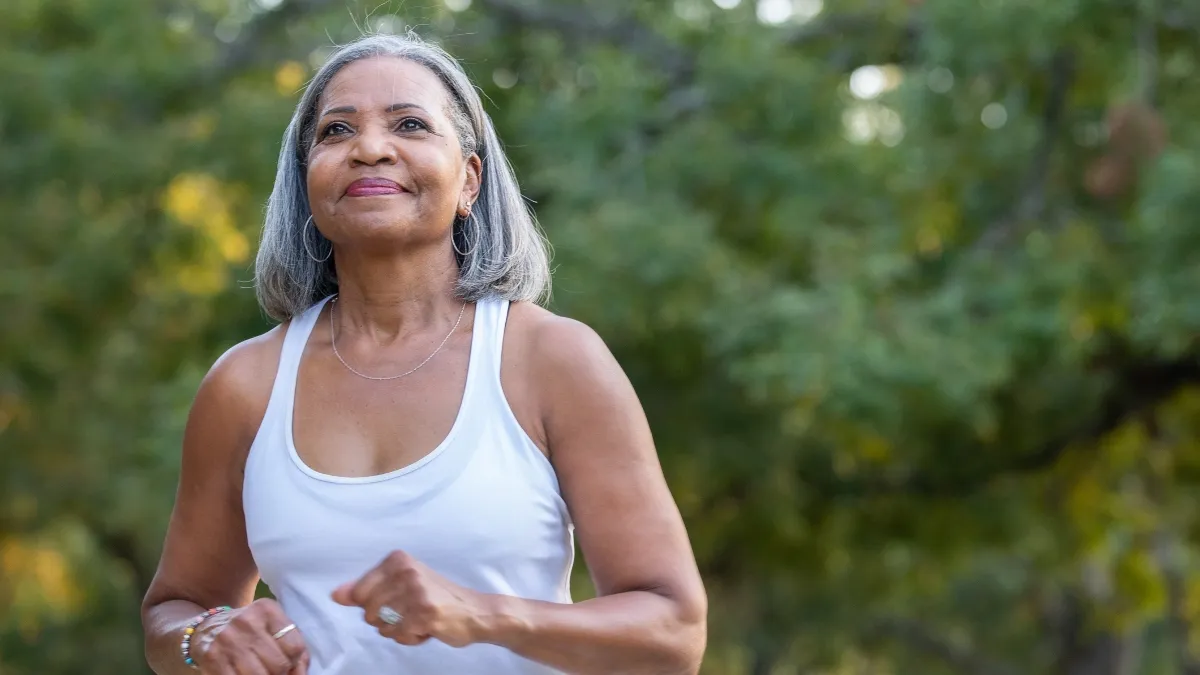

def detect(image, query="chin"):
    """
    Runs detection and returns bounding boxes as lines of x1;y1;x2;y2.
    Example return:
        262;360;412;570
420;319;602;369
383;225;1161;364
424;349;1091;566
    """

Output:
336;213;447;249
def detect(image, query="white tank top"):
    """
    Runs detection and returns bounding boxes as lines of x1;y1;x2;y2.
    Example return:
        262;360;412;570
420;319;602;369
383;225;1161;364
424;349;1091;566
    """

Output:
243;296;575;675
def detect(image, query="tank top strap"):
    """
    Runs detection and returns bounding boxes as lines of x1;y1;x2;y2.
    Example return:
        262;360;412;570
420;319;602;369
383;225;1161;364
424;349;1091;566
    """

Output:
470;295;510;387
268;295;333;412
466;296;563;493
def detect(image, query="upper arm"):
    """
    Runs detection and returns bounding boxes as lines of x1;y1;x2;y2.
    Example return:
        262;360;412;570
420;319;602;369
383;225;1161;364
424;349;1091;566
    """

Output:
141;327;284;614
531;316;706;622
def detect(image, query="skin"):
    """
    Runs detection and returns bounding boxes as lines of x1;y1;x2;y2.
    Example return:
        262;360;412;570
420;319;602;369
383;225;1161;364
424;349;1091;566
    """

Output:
142;56;707;675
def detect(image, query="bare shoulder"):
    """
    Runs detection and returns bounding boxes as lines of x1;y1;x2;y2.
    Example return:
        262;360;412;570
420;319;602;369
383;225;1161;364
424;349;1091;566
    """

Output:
505;302;704;634
506;302;618;378
504;302;637;455
203;324;286;403
192;322;289;447
141;322;290;615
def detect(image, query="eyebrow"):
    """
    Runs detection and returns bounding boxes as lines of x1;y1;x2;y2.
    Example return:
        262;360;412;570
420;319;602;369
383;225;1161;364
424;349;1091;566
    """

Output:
319;102;430;117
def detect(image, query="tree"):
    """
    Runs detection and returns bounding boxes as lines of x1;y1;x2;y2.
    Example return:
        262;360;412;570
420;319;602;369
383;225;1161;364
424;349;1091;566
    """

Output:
2;0;1199;672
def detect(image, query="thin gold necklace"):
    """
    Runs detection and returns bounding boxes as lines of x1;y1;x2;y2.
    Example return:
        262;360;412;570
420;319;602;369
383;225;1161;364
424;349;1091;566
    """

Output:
329;295;466;382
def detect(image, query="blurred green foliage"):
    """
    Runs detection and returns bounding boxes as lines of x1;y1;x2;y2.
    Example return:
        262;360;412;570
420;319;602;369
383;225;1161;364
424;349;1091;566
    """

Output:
2;0;1200;673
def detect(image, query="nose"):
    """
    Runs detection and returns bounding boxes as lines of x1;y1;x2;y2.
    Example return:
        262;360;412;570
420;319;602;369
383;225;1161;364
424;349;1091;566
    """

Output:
347;123;398;166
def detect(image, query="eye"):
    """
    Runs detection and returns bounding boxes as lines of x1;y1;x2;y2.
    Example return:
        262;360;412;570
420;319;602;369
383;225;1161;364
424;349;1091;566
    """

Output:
320;121;352;139
397;117;428;132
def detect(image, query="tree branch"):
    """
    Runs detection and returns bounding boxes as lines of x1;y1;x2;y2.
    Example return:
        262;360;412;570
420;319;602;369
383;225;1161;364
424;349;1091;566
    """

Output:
809;347;1200;499
784;10;923;71
144;0;341;116
472;2;924;128
176;0;923;132
473;0;693;82
972;49;1075;251
206;0;344;87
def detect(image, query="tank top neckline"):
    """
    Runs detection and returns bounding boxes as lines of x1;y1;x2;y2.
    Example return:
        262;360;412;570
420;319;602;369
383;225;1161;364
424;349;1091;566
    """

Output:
281;295;490;485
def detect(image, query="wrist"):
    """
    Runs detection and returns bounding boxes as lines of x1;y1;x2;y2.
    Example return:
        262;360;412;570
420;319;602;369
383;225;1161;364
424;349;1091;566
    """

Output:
471;593;531;647
182;606;234;670
195;609;234;643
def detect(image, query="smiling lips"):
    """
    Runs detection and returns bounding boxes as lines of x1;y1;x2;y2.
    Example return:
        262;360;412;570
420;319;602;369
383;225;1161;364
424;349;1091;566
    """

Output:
345;177;405;197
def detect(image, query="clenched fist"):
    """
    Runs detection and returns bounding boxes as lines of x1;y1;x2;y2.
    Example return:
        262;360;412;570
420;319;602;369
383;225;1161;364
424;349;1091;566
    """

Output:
194;598;310;674
332;550;495;648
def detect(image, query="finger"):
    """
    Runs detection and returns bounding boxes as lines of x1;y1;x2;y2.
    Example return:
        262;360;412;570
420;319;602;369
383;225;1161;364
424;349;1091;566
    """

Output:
199;630;238;675
286;651;310;675
376;614;427;644
202;654;234;675
218;631;270;675
331;566;389;609
361;599;402;631
254;602;308;665
333;550;418;608
378;618;431;646
369;594;429;645
331;582;355;606
245;633;293;675
253;599;292;631
229;653;270;675
355;574;402;627
274;627;309;663
349;563;394;608
385;629;431;647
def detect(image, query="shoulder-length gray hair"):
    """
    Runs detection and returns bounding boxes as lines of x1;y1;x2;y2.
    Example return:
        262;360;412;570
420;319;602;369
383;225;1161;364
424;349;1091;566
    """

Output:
254;32;551;322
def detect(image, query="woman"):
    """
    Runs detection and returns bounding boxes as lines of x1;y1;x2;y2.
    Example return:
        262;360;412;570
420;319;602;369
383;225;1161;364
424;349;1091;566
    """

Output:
141;32;707;675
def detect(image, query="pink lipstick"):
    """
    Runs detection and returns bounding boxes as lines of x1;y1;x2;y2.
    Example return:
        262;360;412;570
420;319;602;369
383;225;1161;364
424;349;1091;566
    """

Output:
345;177;405;196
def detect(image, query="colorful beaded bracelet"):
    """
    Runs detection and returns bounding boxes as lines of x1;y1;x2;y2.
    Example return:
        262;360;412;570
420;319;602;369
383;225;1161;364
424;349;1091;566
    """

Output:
181;605;232;669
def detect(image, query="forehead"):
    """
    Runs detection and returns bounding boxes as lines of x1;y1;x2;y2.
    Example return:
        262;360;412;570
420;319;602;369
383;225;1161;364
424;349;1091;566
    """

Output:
319;56;450;113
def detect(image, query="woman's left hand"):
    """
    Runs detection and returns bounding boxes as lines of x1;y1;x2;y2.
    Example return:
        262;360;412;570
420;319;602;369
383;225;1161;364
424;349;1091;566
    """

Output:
332;550;492;648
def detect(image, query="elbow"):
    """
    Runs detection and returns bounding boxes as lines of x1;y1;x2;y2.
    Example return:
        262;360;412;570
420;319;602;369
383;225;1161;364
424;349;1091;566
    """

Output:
665;626;706;675
661;588;708;675
678;604;708;674
140;596;163;673
140;586;168;637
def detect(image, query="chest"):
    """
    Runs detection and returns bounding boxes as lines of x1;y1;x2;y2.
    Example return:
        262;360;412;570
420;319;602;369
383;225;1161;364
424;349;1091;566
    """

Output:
293;333;472;478
245;426;572;592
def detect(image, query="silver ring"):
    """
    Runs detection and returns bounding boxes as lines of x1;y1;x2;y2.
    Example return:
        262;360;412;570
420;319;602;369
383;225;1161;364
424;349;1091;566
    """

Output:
272;624;297;640
378;606;402;625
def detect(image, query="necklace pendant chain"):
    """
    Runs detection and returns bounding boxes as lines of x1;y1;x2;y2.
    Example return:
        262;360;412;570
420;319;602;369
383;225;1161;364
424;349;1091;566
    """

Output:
329;295;467;381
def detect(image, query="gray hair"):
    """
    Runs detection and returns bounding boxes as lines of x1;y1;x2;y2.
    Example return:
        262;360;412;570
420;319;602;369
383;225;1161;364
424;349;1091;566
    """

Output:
254;32;551;321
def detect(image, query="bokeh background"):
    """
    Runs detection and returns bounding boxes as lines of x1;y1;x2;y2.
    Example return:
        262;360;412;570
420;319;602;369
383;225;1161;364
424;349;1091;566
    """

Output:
4;0;1200;672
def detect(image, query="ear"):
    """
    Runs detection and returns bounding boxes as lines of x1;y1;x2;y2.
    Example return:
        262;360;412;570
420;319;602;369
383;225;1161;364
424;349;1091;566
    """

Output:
459;153;482;213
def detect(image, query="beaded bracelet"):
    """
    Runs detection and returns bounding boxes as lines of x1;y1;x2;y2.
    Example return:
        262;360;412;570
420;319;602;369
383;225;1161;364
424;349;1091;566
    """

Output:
181;605;232;669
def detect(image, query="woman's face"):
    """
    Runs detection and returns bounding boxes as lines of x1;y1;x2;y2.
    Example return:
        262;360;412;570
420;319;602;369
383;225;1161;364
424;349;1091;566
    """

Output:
306;56;480;250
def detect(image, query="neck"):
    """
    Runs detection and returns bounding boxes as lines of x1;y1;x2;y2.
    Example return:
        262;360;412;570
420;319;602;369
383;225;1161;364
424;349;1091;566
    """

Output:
330;243;463;343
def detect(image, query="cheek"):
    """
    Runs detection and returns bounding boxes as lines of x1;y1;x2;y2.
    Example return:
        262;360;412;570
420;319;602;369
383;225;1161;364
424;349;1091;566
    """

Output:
411;152;462;195
305;154;338;197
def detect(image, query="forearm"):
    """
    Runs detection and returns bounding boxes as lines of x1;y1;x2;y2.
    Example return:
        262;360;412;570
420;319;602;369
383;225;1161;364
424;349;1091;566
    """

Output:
143;599;218;675
477;590;705;675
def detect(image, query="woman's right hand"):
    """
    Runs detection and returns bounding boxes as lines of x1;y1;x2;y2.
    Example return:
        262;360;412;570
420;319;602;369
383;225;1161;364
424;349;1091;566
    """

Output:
195;599;310;674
